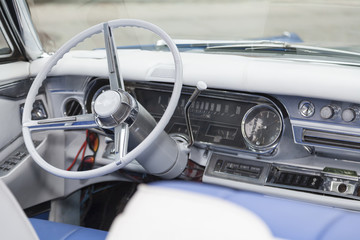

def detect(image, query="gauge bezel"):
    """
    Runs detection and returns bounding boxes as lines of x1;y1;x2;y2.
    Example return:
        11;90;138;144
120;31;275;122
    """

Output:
90;85;110;113
241;104;283;151
62;97;84;117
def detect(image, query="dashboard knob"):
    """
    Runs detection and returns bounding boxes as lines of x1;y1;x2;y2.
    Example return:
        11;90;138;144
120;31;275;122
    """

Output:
342;108;356;122
299;101;315;118
338;183;348;193
320;106;335;119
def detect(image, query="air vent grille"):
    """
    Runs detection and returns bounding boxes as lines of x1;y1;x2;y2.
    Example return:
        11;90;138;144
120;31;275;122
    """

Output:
302;129;360;150
64;99;83;116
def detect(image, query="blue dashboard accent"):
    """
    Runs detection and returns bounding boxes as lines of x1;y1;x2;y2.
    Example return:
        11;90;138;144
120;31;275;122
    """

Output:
72;121;95;126
29;123;64;129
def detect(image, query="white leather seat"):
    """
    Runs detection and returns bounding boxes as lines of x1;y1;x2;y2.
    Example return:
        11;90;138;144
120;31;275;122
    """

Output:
107;183;276;240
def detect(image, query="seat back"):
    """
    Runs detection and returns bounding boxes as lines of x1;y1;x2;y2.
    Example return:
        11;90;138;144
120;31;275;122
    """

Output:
0;179;38;240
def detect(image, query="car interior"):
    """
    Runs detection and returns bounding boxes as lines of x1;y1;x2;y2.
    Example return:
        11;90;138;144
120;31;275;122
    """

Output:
1;0;360;239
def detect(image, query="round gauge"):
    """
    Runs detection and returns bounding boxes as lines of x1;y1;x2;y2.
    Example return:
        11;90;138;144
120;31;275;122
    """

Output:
241;105;283;151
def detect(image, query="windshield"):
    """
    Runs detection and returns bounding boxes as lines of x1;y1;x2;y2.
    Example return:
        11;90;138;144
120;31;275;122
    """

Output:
28;0;360;57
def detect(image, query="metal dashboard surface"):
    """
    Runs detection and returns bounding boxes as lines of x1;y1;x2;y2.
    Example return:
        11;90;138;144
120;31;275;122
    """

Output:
129;82;282;153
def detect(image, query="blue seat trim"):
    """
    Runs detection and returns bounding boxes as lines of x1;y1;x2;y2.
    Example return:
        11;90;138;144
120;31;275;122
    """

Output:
33;211;49;220
152;181;360;240
30;218;107;240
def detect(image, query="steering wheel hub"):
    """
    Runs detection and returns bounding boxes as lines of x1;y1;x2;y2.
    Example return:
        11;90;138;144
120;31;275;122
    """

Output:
93;89;138;128
94;90;121;117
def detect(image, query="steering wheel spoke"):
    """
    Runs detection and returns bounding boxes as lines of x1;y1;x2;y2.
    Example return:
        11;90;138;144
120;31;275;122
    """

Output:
104;22;125;91
113;123;129;165
23;114;97;132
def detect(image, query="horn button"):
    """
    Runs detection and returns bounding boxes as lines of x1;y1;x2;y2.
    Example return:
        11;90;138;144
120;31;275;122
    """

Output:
93;89;138;128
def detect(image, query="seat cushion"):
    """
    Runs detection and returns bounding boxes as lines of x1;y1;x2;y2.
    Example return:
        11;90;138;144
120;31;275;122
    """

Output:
106;183;275;240
30;218;107;240
151;181;360;240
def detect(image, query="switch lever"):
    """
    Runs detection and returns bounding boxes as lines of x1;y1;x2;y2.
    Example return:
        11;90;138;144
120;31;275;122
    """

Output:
184;81;207;148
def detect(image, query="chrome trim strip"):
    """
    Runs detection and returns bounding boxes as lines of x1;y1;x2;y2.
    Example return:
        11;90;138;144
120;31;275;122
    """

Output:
203;174;360;211
303;129;360;145
291;118;360;136
37;116;77;124
2;0;44;60
291;118;360;153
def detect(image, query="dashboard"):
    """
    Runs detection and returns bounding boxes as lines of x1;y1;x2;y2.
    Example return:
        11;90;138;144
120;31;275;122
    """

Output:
16;46;357;211
40;74;360;208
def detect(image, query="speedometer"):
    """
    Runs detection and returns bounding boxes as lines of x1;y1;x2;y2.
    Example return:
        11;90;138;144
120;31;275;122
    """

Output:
241;105;282;151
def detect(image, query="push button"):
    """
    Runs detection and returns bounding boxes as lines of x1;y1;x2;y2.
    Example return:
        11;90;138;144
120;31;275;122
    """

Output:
293;175;302;185
214;160;223;172
12;151;26;160
250;166;261;174
284;174;294;184
300;175;310;187
308;176;322;189
5;161;16;166
240;165;250;171
277;173;286;184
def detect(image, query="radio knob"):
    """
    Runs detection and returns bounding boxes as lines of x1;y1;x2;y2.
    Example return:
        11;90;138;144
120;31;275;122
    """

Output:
320;106;335;119
342;108;356;122
338;183;347;193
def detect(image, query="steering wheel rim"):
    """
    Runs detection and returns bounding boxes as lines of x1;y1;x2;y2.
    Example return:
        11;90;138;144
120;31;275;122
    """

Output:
22;19;183;179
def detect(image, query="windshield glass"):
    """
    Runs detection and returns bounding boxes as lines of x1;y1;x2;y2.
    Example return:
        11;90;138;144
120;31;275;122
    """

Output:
28;0;360;57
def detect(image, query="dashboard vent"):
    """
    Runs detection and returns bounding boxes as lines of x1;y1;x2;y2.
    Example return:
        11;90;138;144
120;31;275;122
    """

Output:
302;129;360;150
64;99;83;116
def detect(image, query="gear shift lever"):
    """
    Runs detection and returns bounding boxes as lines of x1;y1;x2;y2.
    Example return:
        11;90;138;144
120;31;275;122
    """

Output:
184;81;207;148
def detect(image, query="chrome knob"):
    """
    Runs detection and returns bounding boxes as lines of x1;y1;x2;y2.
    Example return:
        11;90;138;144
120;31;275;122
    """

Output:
299;101;315;118
342;108;356;122
320;106;335;119
93;89;138;128
338;183;348;193
94;90;121;117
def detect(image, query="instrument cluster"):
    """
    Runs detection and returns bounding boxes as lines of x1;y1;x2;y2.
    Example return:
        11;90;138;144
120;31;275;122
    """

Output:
130;82;284;153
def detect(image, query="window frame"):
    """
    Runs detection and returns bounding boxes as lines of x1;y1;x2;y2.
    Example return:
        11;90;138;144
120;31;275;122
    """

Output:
0;3;25;64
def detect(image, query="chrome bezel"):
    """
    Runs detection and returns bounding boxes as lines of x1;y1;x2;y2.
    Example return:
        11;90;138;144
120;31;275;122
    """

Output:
298;100;315;118
90;84;111;114
241;104;283;151
62;97;84;117
92;89;139;129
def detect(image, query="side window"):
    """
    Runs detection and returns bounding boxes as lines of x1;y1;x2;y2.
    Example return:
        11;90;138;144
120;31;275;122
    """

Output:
0;26;12;57
0;5;25;64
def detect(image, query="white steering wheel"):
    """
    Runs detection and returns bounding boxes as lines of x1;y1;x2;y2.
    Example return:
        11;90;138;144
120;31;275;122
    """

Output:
22;19;183;179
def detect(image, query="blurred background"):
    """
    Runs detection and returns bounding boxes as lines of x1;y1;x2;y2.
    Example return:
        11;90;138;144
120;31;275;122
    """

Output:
27;0;360;53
